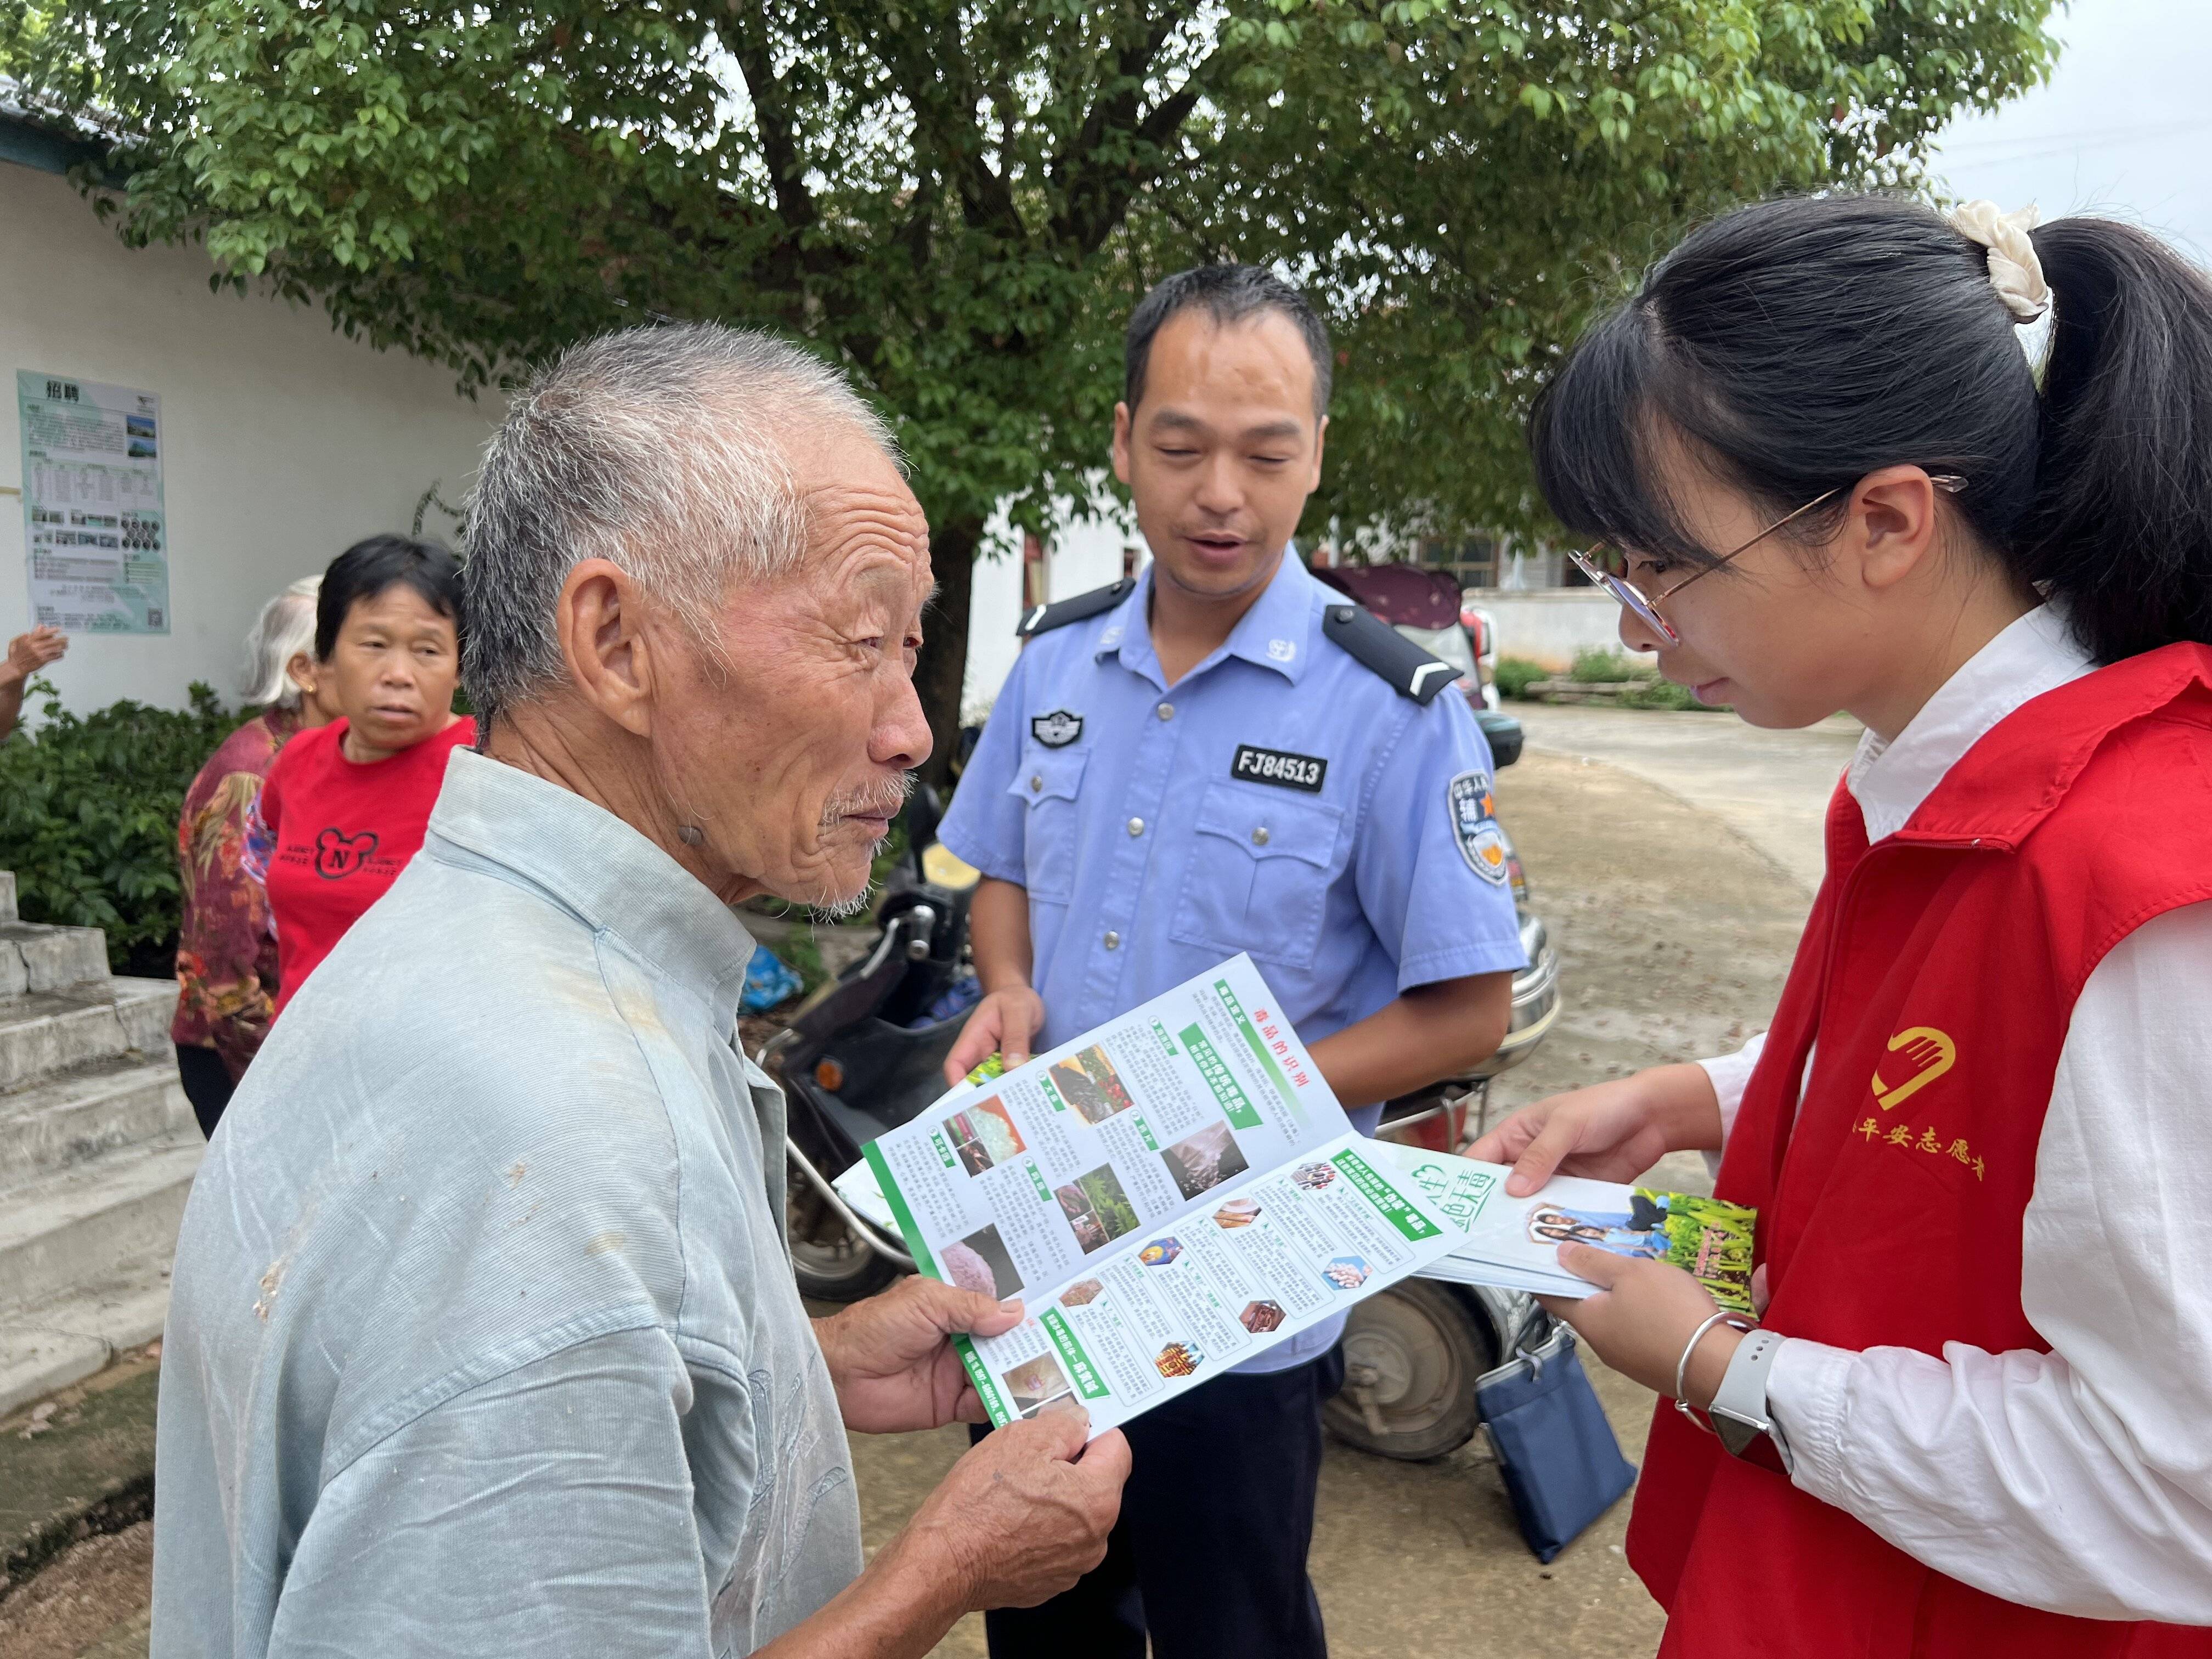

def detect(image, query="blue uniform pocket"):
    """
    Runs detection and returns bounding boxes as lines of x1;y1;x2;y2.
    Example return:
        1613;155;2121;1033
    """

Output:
1171;783;1343;968
1007;747;1087;905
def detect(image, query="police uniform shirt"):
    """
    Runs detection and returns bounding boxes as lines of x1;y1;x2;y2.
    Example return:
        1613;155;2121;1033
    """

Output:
940;555;1527;1370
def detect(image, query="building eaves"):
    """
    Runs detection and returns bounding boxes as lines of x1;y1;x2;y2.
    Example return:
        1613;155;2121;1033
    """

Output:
0;74;121;178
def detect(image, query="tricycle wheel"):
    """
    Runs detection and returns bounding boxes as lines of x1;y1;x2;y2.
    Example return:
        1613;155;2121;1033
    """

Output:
787;1178;900;1302
1324;1278;1496;1461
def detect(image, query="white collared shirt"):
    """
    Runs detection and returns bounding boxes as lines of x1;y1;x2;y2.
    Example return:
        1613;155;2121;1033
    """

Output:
1697;605;2212;1621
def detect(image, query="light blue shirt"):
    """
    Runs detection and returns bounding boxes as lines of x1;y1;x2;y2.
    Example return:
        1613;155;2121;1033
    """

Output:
941;554;1526;1370
153;749;862;1657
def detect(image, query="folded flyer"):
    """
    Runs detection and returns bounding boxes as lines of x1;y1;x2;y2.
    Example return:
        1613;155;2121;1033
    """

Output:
854;956;1465;1435
1366;1142;1758;1313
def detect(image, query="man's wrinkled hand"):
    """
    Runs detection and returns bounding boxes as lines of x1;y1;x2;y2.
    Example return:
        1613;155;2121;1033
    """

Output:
815;1276;1023;1434
944;986;1044;1084
907;1410;1131;1611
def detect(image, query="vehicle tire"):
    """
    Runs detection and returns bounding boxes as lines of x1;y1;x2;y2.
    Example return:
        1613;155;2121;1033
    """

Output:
787;1178;900;1302
1324;1278;1497;1461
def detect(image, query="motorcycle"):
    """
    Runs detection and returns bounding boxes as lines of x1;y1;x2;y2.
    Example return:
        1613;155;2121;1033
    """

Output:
761;657;1564;1462
763;781;980;1305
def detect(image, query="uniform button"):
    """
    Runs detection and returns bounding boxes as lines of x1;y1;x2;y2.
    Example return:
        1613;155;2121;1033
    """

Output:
1103;930;1121;950
1157;703;1174;720
1030;774;1042;792
1251;826;1270;846
1127;817;1145;837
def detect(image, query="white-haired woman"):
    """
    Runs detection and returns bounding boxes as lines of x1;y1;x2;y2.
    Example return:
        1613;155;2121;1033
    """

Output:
171;578;340;1135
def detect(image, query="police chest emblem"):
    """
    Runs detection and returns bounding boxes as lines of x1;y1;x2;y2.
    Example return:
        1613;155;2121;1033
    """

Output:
1232;745;1327;793
1449;769;1510;885
1030;710;1083;748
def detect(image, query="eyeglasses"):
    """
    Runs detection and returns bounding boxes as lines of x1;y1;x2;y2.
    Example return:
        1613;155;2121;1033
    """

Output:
1569;475;1967;648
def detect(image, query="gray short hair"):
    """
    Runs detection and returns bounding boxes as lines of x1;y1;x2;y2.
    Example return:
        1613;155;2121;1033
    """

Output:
464;323;897;726
239;576;321;708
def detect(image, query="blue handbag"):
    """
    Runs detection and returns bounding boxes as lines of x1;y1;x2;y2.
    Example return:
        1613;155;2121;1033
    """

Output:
1475;1322;1638;1563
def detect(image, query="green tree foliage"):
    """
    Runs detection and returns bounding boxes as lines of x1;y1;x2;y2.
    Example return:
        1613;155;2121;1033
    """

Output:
3;1;2055;768
0;681;244;976
1195;0;2061;539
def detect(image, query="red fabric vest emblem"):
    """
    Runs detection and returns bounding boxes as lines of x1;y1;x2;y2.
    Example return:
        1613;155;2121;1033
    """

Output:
1625;644;2212;1658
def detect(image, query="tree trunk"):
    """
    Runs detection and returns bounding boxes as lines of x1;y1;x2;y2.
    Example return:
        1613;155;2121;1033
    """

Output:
915;515;980;791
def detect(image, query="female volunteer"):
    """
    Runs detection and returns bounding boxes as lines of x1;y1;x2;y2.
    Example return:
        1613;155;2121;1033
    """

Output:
247;535;473;1014
1474;196;2212;1655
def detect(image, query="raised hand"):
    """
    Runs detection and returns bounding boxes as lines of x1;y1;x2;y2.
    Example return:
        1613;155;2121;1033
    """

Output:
3;625;66;688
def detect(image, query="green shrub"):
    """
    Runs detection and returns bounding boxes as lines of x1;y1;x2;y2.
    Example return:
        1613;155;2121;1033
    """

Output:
1491;656;1547;701
0;679;245;978
771;924;829;998
1568;647;1660;684
1616;677;1722;712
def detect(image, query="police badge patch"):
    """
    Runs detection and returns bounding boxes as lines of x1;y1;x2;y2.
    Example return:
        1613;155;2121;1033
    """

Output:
1448;769;1510;885
1030;709;1083;748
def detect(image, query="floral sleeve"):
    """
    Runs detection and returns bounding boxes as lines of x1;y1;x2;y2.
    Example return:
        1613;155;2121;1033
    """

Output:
175;718;290;1080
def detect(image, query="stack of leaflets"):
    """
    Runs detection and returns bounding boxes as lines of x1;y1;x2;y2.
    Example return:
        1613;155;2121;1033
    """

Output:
1366;1142;1758;1313
833;956;1759;1437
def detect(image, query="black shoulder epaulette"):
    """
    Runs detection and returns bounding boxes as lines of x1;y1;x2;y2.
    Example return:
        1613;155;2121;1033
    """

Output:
1015;578;1137;639
1321;602;1460;705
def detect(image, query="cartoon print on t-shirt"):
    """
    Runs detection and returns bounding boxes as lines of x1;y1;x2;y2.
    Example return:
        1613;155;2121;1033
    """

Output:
314;827;381;879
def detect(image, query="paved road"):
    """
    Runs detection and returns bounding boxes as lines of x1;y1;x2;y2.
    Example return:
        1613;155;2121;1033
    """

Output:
1511;703;1862;895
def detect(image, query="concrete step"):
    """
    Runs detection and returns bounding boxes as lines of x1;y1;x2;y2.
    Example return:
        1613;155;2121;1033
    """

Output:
109;978;178;1057
0;1264;172;1420
0;978;176;1094
0;1133;202;1321
0;919;110;998
0;1055;193;1195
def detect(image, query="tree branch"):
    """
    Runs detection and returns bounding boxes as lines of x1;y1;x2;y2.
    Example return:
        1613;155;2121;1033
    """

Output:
720;2;819;239
1048;9;1223;257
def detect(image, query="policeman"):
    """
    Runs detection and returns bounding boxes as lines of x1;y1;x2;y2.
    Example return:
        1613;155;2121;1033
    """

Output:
938;266;1527;1659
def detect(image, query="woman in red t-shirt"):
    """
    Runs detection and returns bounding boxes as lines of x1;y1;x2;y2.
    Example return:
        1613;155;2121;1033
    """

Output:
247;534;475;1013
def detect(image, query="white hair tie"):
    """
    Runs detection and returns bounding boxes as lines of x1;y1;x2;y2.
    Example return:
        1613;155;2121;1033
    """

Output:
1949;200;2050;324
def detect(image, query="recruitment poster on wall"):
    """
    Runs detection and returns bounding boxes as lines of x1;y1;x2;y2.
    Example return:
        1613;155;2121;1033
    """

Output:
16;370;170;634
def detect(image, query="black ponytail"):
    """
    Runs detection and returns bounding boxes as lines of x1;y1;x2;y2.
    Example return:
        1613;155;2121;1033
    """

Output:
1530;195;2212;664
2015;219;2212;661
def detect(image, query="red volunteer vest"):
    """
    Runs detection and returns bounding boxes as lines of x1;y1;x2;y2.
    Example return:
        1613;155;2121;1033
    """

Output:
1627;644;2212;1658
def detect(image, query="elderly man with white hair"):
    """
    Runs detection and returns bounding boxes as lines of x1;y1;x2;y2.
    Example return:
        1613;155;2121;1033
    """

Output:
151;324;1130;1658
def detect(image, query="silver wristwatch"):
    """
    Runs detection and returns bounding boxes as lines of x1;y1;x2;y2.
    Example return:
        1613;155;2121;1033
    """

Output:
1708;1326;1793;1469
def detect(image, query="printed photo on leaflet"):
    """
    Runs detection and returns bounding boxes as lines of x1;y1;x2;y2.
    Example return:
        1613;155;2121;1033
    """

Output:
1364;1142;1759;1312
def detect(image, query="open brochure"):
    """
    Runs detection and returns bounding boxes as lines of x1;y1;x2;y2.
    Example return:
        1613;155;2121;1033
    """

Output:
1363;1142;1758;1313
848;957;1466;1435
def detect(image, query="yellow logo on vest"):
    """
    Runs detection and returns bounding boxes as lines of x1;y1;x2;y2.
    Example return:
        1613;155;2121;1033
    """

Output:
1871;1026;1956;1111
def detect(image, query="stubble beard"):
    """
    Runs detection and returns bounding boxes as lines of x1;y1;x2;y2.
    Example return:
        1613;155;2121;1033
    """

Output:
805;771;915;921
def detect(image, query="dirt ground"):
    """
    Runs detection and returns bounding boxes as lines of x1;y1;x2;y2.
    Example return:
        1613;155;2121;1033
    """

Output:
2;742;1815;1659
0;1526;150;1659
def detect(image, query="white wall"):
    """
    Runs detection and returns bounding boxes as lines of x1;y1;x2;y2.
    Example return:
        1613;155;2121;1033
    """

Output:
962;483;1139;723
0;162;503;714
1467;588;1641;672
